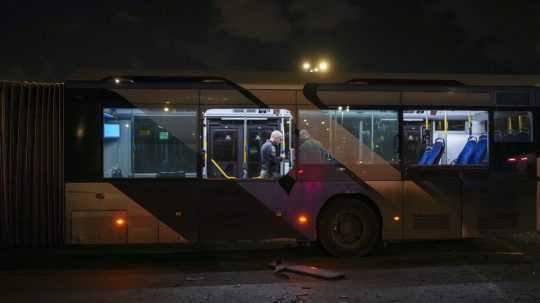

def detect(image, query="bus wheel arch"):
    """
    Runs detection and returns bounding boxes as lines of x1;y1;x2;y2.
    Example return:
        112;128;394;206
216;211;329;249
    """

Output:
316;194;382;257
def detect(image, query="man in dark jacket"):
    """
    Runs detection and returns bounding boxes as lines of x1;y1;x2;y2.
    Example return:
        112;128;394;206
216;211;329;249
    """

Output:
260;130;283;179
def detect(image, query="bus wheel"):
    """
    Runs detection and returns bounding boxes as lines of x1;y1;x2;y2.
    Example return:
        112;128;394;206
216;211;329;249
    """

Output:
317;199;380;257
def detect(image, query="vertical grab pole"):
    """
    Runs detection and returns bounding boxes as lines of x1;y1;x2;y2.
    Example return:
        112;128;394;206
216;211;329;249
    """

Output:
444;111;448;163
280;115;286;175
371;112;375;163
243;118;248;179
288;117;294;168
202;115;208;178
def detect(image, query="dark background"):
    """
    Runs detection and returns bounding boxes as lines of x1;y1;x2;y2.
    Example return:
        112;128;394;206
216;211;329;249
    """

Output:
0;0;538;80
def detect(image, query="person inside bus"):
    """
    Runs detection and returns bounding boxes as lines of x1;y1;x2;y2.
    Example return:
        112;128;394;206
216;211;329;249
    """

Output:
299;129;325;164
260;130;284;179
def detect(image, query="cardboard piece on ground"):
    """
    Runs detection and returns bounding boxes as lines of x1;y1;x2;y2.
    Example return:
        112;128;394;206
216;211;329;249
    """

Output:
269;261;345;280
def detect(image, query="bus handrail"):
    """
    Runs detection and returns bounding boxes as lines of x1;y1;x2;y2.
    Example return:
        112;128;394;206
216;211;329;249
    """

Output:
210;159;237;180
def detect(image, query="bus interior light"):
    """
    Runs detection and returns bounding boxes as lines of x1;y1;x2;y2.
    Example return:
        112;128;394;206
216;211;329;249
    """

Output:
298;215;308;224
393;216;400;222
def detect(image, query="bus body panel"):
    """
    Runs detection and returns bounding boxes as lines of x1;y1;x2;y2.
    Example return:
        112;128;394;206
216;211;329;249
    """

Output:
66;182;188;244
64;80;540;247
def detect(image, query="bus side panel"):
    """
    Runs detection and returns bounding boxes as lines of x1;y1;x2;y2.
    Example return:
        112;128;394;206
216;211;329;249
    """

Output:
197;180;303;241
462;174;536;237
367;181;403;241
66;182;187;244
403;178;462;240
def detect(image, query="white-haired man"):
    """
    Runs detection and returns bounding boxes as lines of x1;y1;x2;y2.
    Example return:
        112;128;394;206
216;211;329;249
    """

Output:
260;130;283;179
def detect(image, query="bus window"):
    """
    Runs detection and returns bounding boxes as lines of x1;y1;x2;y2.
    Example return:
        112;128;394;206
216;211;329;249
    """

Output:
202;108;294;180
103;108;197;178
494;111;533;143
298;109;399;165
403;110;489;166
297;109;400;181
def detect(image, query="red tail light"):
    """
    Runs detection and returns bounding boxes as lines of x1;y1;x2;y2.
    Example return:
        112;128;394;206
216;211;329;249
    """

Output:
506;155;528;164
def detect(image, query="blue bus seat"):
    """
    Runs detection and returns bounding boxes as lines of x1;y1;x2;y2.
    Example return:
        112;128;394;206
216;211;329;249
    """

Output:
429;138;445;165
454;136;477;165
469;134;487;164
418;147;433;165
418;138;445;165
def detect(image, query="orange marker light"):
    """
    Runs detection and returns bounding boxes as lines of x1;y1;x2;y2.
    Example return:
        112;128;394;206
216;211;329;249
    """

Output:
115;218;126;227
298;215;308;224
393;216;400;222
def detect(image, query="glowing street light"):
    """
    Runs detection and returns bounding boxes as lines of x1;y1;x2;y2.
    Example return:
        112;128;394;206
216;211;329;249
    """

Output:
319;61;328;71
301;59;330;73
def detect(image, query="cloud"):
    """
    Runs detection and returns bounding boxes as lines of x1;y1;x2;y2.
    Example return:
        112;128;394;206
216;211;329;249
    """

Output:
215;0;291;42
113;11;143;24
425;0;537;71
288;0;362;30
215;0;363;42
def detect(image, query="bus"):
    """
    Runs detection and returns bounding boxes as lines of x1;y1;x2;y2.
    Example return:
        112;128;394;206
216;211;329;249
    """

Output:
65;76;540;256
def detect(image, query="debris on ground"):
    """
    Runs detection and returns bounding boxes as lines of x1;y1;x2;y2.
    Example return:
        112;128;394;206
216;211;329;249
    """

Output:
269;260;345;280
184;276;205;281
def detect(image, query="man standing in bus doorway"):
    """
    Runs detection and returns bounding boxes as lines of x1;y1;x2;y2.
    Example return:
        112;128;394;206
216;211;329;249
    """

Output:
260;130;284;179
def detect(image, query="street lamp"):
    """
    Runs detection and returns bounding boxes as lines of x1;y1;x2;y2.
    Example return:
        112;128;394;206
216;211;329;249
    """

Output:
301;59;330;73
319;61;328;72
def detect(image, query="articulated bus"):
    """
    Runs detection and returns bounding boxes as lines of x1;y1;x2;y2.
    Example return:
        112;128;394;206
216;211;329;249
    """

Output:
65;76;540;256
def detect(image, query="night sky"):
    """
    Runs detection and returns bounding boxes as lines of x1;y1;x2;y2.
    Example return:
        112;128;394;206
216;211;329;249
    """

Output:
1;0;538;80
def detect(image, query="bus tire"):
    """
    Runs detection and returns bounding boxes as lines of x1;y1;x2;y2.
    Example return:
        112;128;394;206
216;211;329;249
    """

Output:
317;199;381;257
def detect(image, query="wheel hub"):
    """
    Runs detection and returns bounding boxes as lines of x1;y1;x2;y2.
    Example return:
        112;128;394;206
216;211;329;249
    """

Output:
332;213;364;247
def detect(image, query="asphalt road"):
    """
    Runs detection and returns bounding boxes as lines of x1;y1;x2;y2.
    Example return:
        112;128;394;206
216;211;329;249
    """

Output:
1;237;540;303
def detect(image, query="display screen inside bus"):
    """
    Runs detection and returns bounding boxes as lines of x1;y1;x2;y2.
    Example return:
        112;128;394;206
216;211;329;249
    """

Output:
104;123;120;138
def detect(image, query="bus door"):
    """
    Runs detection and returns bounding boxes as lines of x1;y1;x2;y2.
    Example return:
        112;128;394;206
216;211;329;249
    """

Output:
207;121;243;178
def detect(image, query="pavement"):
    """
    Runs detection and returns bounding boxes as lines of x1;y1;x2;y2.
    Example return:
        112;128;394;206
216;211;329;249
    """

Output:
1;235;540;302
